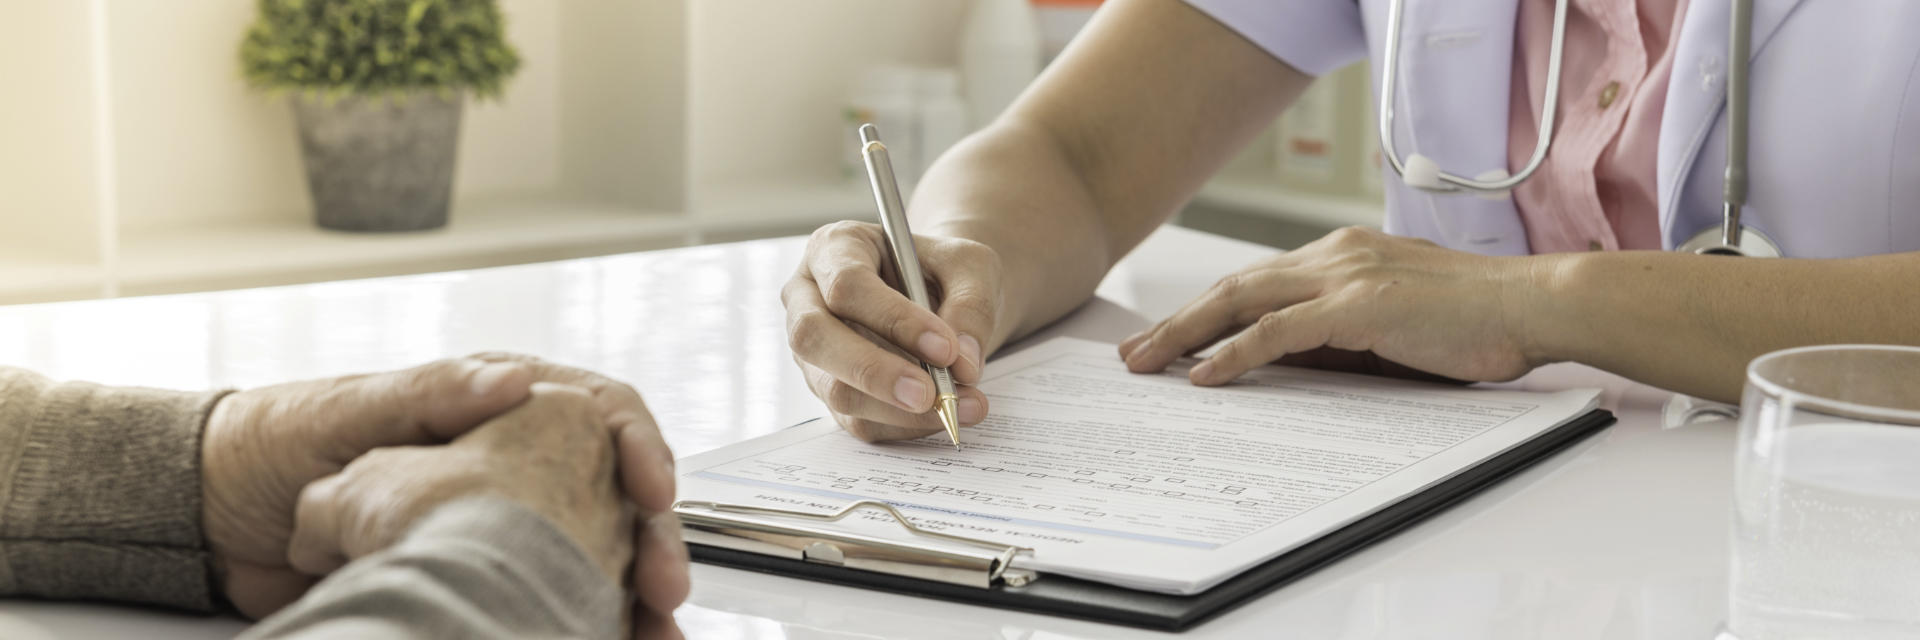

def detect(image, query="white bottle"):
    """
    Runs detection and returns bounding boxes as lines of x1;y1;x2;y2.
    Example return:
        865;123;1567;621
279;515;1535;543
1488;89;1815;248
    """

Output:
960;0;1040;130
842;65;921;184
916;68;970;179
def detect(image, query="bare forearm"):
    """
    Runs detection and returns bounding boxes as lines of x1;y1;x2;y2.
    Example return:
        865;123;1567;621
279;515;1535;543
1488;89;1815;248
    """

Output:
908;0;1311;352
1531;251;1920;402
911;119;1118;351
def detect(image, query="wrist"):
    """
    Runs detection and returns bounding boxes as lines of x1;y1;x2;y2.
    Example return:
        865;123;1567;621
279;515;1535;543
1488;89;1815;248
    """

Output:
919;216;1035;353
200;393;242;559
1508;251;1595;368
199;390;263;577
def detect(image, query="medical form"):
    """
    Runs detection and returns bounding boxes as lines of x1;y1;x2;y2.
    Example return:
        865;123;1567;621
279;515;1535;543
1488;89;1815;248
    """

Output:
676;337;1600;594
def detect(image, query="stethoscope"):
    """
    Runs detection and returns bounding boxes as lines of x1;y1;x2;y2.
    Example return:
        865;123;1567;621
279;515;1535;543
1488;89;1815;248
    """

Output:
1377;0;1782;258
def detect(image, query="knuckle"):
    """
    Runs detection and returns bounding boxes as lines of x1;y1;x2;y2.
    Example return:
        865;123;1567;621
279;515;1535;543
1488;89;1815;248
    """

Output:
297;472;347;511
1253;309;1291;337
787;311;835;354
812;220;869;243
849;354;894;390
818;272;866;312
778;278;810;310
824;381;866;415
1328;226;1372;244
1331;247;1385;272
531;381;597;404
526;385;601;429
1212;273;1245;299
877;303;922;343
465;350;533;364
393;366;439;402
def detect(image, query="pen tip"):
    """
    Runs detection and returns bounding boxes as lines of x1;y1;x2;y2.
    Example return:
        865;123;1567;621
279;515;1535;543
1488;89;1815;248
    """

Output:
858;123;879;144
938;396;961;450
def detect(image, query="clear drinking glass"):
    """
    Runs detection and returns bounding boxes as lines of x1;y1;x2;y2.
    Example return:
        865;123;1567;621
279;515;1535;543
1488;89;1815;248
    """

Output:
1723;345;1920;640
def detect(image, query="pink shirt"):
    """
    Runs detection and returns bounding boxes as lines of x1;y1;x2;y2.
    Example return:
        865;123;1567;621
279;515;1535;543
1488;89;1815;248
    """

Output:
1507;0;1688;252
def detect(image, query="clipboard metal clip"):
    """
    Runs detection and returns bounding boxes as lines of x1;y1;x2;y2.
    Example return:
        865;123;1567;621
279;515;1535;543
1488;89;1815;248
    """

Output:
673;499;1037;589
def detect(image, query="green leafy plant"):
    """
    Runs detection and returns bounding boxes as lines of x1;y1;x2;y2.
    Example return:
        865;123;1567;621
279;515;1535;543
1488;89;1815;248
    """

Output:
240;0;521;100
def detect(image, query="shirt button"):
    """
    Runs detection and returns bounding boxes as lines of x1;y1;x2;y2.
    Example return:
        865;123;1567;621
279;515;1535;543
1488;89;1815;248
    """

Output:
1598;81;1621;108
1588;239;1604;251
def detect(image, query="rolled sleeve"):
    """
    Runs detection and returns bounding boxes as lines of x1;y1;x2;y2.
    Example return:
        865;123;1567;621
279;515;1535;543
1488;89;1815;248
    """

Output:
1184;0;1368;76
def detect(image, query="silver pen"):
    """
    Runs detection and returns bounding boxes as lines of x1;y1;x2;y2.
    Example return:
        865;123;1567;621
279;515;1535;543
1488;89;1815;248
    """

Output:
857;123;961;450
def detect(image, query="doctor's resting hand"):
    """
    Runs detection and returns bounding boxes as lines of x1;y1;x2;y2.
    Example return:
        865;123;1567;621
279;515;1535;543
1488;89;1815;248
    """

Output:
784;0;1920;441
0;355;687;640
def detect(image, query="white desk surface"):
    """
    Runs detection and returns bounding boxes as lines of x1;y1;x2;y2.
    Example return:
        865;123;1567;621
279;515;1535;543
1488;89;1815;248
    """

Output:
0;225;1734;639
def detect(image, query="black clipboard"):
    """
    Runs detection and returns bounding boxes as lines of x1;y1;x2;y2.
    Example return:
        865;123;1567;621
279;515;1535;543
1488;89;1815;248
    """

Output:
682;408;1614;631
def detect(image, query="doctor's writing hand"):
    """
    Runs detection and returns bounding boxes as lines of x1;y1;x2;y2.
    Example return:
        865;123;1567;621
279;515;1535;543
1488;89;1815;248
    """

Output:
1118;227;1549;385
784;221;999;441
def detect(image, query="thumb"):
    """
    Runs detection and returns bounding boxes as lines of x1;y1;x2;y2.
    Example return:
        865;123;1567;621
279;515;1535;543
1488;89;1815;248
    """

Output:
314;358;534;464
286;472;352;576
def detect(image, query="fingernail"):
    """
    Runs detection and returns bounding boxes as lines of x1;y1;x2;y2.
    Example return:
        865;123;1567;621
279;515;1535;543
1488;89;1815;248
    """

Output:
957;397;985;423
469;362;522;396
917;331;954;363
894;376;931;411
1190;360;1216;384
958;334;982;368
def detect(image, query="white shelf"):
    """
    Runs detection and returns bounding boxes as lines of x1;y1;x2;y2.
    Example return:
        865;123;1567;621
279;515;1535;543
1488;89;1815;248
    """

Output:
100;184;871;297
1193;177;1384;230
0;259;106;304
0;174;1382;304
115;199;686;295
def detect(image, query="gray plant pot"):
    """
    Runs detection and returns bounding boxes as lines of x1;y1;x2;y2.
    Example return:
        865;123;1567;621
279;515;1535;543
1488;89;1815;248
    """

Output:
291;93;462;232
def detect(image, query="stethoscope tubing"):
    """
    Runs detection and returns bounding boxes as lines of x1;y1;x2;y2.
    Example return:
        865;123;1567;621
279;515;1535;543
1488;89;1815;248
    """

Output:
1375;0;1768;257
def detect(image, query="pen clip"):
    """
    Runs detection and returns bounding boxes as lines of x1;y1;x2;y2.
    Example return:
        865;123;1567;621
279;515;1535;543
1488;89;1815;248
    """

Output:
857;124;936;309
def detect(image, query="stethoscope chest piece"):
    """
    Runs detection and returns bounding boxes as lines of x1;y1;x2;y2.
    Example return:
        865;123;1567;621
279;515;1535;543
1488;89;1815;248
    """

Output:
1676;224;1781;258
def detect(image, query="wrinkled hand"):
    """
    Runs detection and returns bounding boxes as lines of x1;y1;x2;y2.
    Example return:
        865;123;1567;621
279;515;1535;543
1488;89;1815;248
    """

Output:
287;382;630;581
203;357;537;618
1118;227;1546;385
783;221;1000;441
465;352;688;640
202;354;689;636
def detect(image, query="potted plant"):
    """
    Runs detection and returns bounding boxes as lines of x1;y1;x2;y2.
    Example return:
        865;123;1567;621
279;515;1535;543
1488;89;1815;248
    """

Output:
240;0;520;232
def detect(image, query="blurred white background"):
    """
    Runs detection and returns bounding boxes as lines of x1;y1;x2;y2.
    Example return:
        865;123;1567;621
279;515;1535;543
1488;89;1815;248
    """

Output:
0;0;1380;305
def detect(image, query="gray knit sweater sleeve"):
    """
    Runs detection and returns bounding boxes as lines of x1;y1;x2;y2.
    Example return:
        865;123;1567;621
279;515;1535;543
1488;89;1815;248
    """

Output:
240;497;624;640
0;367;229;611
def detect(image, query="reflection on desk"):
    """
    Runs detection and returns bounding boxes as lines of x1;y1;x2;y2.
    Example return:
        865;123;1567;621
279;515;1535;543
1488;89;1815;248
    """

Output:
0;226;1736;639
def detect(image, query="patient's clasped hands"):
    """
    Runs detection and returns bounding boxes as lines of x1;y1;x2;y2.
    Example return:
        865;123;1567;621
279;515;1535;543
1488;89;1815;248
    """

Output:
198;354;689;636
